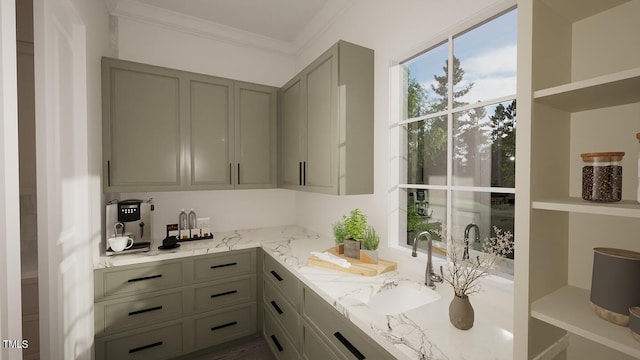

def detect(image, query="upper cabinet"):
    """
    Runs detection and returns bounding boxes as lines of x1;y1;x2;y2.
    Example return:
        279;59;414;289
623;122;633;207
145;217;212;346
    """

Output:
280;41;374;195
515;1;640;359
102;59;183;190
102;58;277;192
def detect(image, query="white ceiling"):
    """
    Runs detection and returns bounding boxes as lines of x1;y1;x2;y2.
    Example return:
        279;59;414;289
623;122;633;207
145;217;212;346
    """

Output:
107;0;351;54
132;0;328;43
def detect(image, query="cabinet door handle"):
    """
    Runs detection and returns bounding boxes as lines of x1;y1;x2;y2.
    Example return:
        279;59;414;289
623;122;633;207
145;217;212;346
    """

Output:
107;160;111;186
237;163;240;185
303;161;306;186
270;335;284;352
299;162;302;186
210;262;237;269
229;163;232;185
128;305;163;316
210;321;237;331
334;332;365;360
127;274;162;283
270;300;283;314
210;290;237;298
270;270;283;282
129;341;163;354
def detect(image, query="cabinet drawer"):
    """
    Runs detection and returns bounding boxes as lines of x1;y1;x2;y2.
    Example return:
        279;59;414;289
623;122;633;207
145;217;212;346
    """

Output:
97;322;183;360
96;289;184;335
193;249;255;282
263;278;300;347
96;261;184;299
302;321;342;360
303;287;394;360
193;303;257;350
263;252;300;309
194;275;255;312
264;309;299;360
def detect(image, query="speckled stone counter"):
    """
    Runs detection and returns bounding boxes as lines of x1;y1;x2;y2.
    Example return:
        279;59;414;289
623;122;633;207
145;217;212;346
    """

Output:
95;225;514;359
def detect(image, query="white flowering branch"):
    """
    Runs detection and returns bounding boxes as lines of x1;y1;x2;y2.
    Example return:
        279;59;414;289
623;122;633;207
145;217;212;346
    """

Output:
440;226;513;297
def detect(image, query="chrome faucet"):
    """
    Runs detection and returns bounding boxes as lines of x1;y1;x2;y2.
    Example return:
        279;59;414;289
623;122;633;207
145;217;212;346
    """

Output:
411;231;443;289
463;224;480;260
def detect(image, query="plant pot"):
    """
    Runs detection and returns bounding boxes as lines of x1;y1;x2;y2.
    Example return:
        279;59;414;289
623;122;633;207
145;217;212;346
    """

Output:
449;295;474;330
335;243;344;255
344;239;361;259
360;249;378;264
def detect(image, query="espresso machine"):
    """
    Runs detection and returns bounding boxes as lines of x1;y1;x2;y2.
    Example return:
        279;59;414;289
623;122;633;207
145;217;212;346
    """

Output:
105;199;153;255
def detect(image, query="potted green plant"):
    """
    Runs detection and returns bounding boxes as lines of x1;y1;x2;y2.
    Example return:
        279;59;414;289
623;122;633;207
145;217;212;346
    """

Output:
342;208;368;259
331;221;347;254
360;225;380;264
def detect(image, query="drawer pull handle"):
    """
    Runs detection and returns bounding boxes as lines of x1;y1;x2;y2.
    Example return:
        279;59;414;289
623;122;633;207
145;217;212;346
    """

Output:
129;341;163;354
270;335;283;352
270;300;283;315
210;321;238;331
127;274;162;283
210;262;237;269
128;305;163;316
334;332;365;360
270;270;283;282
210;290;237;298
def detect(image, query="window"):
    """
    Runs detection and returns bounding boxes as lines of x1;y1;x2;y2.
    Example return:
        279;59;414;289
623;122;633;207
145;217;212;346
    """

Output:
398;9;517;273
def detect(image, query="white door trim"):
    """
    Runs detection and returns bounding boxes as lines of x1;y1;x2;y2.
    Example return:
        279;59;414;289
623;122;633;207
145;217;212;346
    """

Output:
0;0;24;358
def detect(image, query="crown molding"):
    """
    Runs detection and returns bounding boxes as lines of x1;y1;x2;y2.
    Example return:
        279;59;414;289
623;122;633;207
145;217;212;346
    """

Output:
109;0;297;55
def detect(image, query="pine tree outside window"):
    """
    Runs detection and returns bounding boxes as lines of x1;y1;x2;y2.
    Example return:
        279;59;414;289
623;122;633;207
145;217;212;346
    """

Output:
399;8;517;274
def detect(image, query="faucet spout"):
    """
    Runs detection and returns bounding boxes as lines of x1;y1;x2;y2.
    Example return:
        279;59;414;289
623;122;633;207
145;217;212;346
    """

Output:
463;224;479;260
411;231;443;288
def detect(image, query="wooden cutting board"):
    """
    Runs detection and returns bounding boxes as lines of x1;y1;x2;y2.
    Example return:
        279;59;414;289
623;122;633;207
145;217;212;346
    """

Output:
307;248;397;276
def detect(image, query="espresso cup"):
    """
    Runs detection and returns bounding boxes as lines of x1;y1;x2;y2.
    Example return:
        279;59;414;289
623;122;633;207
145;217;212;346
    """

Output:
108;236;134;252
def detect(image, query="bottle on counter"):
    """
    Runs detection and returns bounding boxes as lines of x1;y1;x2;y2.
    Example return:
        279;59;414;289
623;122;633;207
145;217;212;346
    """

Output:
188;208;198;238
179;209;189;240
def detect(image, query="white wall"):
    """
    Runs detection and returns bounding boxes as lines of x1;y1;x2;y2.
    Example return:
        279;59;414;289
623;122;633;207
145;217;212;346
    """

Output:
116;16;295;87
121;189;296;241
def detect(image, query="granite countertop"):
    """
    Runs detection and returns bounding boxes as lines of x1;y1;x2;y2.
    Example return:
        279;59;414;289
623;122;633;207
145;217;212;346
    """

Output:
95;225;514;360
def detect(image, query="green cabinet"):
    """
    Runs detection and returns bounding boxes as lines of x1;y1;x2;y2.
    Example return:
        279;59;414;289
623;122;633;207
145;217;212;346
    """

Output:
234;82;277;189
102;59;183;190
102;58;277;192
279;40;374;195
94;249;257;360
187;74;234;188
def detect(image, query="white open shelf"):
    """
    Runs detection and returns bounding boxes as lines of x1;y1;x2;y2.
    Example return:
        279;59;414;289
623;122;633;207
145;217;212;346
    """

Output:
532;198;640;218
531;285;640;359
533;67;640;112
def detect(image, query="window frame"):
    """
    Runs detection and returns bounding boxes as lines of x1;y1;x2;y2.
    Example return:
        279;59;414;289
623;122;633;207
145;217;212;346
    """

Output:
390;5;518;276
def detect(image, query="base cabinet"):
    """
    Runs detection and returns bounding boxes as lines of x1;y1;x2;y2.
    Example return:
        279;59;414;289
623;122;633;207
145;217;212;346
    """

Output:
302;287;395;360
261;250;394;360
94;249;257;360
302;321;342;360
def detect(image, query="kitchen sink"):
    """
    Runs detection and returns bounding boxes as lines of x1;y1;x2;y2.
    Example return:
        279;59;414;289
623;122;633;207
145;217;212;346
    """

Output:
366;283;440;315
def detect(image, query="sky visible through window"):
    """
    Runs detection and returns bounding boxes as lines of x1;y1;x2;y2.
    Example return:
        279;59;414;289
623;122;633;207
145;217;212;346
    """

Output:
404;9;517;107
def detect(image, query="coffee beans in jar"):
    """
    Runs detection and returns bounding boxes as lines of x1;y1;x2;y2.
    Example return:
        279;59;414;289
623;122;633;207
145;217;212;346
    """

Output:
581;152;624;202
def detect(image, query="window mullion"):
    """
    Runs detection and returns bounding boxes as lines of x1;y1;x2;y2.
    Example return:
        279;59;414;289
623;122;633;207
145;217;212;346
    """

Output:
446;35;454;237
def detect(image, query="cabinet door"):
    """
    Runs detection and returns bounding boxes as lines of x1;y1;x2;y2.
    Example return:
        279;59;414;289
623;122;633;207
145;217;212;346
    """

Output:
103;59;183;191
280;77;304;189
304;49;338;194
188;75;234;188
235;82;277;188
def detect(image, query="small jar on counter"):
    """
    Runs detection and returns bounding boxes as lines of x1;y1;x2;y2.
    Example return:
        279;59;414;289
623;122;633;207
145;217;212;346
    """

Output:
581;152;624;202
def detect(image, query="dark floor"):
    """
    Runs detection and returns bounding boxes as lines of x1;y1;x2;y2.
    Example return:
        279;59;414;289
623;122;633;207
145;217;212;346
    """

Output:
188;337;275;360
